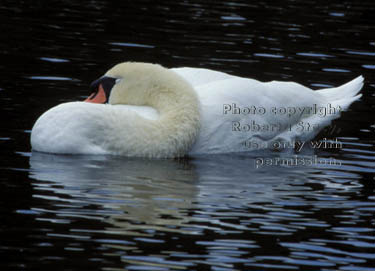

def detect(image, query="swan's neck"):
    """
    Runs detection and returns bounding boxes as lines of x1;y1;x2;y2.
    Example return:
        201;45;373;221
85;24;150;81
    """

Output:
109;81;201;158
152;90;201;157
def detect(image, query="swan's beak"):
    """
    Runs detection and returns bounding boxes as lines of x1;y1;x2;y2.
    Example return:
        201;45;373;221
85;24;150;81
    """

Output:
84;85;107;103
84;76;116;104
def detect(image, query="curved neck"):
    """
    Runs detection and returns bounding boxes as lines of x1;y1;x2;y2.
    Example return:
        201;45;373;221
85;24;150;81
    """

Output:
151;89;201;157
108;83;201;158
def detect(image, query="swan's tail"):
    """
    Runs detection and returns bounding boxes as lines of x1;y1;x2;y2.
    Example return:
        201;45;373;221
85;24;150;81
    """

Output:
317;75;364;110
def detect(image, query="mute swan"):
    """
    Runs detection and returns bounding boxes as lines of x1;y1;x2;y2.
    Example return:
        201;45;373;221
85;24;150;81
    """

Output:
31;62;363;158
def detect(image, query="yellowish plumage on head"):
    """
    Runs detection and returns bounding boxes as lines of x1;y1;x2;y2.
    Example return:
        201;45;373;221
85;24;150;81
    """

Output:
105;62;199;113
103;62;201;157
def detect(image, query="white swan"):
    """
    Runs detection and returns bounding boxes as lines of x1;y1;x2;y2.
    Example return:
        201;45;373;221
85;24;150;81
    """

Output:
31;62;363;158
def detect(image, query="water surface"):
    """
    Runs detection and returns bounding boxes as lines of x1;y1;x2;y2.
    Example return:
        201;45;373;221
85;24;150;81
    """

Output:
0;0;374;270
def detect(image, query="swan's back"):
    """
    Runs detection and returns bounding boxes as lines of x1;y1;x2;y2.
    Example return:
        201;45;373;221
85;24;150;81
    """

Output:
173;67;363;154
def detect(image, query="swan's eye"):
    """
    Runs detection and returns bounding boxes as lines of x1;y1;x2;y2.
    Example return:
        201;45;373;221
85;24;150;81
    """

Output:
115;78;122;84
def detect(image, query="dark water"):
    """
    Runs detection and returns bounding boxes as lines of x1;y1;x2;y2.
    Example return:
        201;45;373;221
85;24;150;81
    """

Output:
1;0;375;270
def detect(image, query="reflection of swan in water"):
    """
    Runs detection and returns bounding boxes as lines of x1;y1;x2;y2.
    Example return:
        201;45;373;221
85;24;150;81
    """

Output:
29;151;327;235
29;153;199;235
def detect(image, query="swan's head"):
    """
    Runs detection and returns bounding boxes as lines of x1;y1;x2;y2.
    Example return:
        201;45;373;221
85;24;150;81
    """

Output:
83;62;200;158
85;62;195;108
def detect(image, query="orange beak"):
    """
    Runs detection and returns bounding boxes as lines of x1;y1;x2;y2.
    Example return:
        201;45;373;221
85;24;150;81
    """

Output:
84;76;117;104
84;84;107;103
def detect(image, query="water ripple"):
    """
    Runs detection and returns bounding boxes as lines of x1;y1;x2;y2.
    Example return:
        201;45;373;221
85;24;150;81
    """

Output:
1;0;374;270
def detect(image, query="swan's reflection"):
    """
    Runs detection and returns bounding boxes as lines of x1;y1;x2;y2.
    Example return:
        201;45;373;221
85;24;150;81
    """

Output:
29;153;199;235
29;151;326;236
